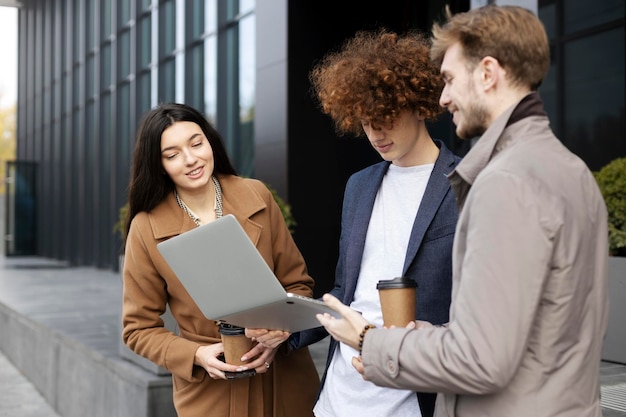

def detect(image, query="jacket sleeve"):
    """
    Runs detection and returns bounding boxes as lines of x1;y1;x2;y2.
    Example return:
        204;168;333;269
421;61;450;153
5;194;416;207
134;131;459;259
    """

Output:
122;213;207;383
362;170;554;394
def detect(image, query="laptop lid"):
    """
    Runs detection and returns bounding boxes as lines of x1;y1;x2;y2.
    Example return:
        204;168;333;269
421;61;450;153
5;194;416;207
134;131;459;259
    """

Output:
157;214;339;332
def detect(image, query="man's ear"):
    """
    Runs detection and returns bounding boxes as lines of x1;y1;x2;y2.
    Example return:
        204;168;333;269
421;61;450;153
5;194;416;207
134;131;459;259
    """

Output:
480;56;501;91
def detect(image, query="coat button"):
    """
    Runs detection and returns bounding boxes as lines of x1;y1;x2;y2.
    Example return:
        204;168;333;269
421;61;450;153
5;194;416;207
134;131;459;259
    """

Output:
386;360;398;376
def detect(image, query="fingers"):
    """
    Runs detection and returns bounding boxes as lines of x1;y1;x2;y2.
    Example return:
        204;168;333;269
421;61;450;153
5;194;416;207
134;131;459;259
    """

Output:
240;342;266;361
351;356;368;380
246;328;290;348
414;320;434;329
246;346;278;374
321;293;368;325
245;328;268;339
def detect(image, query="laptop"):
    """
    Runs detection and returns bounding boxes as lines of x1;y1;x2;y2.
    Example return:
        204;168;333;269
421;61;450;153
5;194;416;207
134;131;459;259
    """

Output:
157;214;340;332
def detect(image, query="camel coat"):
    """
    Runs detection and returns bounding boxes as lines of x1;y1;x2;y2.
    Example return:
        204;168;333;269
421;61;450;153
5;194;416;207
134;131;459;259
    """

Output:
122;175;319;417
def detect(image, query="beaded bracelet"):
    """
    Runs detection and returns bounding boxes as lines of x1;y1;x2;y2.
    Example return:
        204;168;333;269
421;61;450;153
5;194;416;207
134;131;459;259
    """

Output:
358;324;376;356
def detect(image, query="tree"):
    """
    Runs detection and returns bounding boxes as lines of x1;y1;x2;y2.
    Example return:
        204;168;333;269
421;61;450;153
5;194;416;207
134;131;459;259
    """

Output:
0;101;17;195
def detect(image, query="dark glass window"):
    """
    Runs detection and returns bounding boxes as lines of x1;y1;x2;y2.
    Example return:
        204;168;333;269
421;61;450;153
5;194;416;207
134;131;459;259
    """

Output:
137;71;152;119
185;44;204;110
118;0;131;28
101;0;112;39
564;0;624;35
86;0;96;51
158;58;176;102
564;28;625;169
538;0;625;171
138;14;152;68
118;30;131;80
101;43;112;90
158;0;176;58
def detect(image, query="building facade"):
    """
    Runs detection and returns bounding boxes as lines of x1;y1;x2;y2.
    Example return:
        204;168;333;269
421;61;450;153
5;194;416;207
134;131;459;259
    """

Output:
9;0;625;296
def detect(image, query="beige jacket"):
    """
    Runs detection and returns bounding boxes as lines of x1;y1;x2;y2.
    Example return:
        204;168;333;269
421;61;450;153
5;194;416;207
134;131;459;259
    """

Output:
362;93;609;417
122;175;319;417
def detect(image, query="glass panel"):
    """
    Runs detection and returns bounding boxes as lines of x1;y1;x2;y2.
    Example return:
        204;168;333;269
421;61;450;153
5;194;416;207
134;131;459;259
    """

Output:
137;71;152;118
158;58;176;102
205;34;217;124
118;29;131;80
87;0;96;51
98;93;112;263
158;0;176;58
187;0;204;40
64;72;72;113
87;55;95;98
538;2;556;40
564;0;624;35
186;44;204;110
116;83;132;250
116;83;131;188
101;43;111;90
239;0;255;16
138;14;152;68
84;101;96;263
238;13;255;176
118;0;131;28
101;0;112;39
139;0;152;11
73;65;80;105
73;0;81;62
206;0;217;34
4;161;38;256
564;28;625;170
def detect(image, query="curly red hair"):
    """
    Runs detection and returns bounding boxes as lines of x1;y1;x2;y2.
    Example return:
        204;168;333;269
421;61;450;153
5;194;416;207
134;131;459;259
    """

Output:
310;28;444;137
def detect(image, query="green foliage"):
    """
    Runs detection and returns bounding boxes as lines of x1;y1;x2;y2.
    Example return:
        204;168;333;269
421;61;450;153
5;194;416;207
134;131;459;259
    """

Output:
594;157;626;256
113;202;129;241
265;183;297;234
113;181;296;240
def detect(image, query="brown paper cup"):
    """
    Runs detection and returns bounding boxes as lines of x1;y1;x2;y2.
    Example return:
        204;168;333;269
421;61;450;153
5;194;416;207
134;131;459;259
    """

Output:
377;277;417;328
219;323;253;366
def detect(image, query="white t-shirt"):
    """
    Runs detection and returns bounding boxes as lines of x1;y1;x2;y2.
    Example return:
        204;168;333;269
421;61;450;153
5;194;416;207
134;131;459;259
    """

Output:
314;163;434;417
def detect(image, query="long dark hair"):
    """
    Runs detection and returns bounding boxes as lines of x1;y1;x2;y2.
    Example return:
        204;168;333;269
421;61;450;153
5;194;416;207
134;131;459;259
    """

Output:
124;103;237;238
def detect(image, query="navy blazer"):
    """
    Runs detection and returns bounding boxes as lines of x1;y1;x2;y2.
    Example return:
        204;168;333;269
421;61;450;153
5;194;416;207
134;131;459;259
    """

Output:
291;139;461;417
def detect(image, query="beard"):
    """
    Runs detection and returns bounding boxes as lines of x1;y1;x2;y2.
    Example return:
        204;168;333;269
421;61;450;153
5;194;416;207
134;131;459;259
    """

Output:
455;79;489;140
456;103;488;139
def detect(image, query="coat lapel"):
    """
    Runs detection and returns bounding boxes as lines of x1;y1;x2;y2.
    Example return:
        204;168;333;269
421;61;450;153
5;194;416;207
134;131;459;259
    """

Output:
402;141;458;273
342;162;387;302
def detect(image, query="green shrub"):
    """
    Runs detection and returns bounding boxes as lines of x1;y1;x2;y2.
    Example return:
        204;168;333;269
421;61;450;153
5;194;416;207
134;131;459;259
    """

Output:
594;157;626;256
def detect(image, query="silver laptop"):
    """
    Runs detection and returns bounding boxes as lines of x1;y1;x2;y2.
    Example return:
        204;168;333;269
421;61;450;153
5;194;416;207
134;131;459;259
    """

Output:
157;214;340;332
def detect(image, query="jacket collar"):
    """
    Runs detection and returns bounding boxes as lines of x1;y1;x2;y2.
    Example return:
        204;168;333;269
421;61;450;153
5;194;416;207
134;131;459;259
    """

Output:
448;92;547;210
148;175;267;240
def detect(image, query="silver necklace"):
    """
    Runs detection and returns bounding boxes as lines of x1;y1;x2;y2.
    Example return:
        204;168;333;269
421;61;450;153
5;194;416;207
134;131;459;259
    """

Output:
175;175;223;226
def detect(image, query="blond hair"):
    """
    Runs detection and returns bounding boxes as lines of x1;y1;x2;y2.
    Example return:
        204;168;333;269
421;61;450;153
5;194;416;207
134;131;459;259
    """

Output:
431;5;550;90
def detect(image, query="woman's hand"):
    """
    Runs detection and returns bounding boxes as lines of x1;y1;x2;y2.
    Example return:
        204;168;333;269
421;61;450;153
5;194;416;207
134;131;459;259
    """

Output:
194;343;249;379
240;342;279;373
245;328;290;349
194;339;281;379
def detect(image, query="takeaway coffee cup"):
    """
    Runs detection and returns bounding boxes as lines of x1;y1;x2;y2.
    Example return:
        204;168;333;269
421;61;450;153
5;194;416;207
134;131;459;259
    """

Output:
376;277;417;328
219;323;254;366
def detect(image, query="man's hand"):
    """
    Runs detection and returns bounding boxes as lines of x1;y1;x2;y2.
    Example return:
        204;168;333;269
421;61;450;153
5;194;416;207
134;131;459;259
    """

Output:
316;293;370;350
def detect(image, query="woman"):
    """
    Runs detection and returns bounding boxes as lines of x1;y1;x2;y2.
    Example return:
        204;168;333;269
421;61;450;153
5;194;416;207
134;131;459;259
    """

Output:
121;103;319;417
